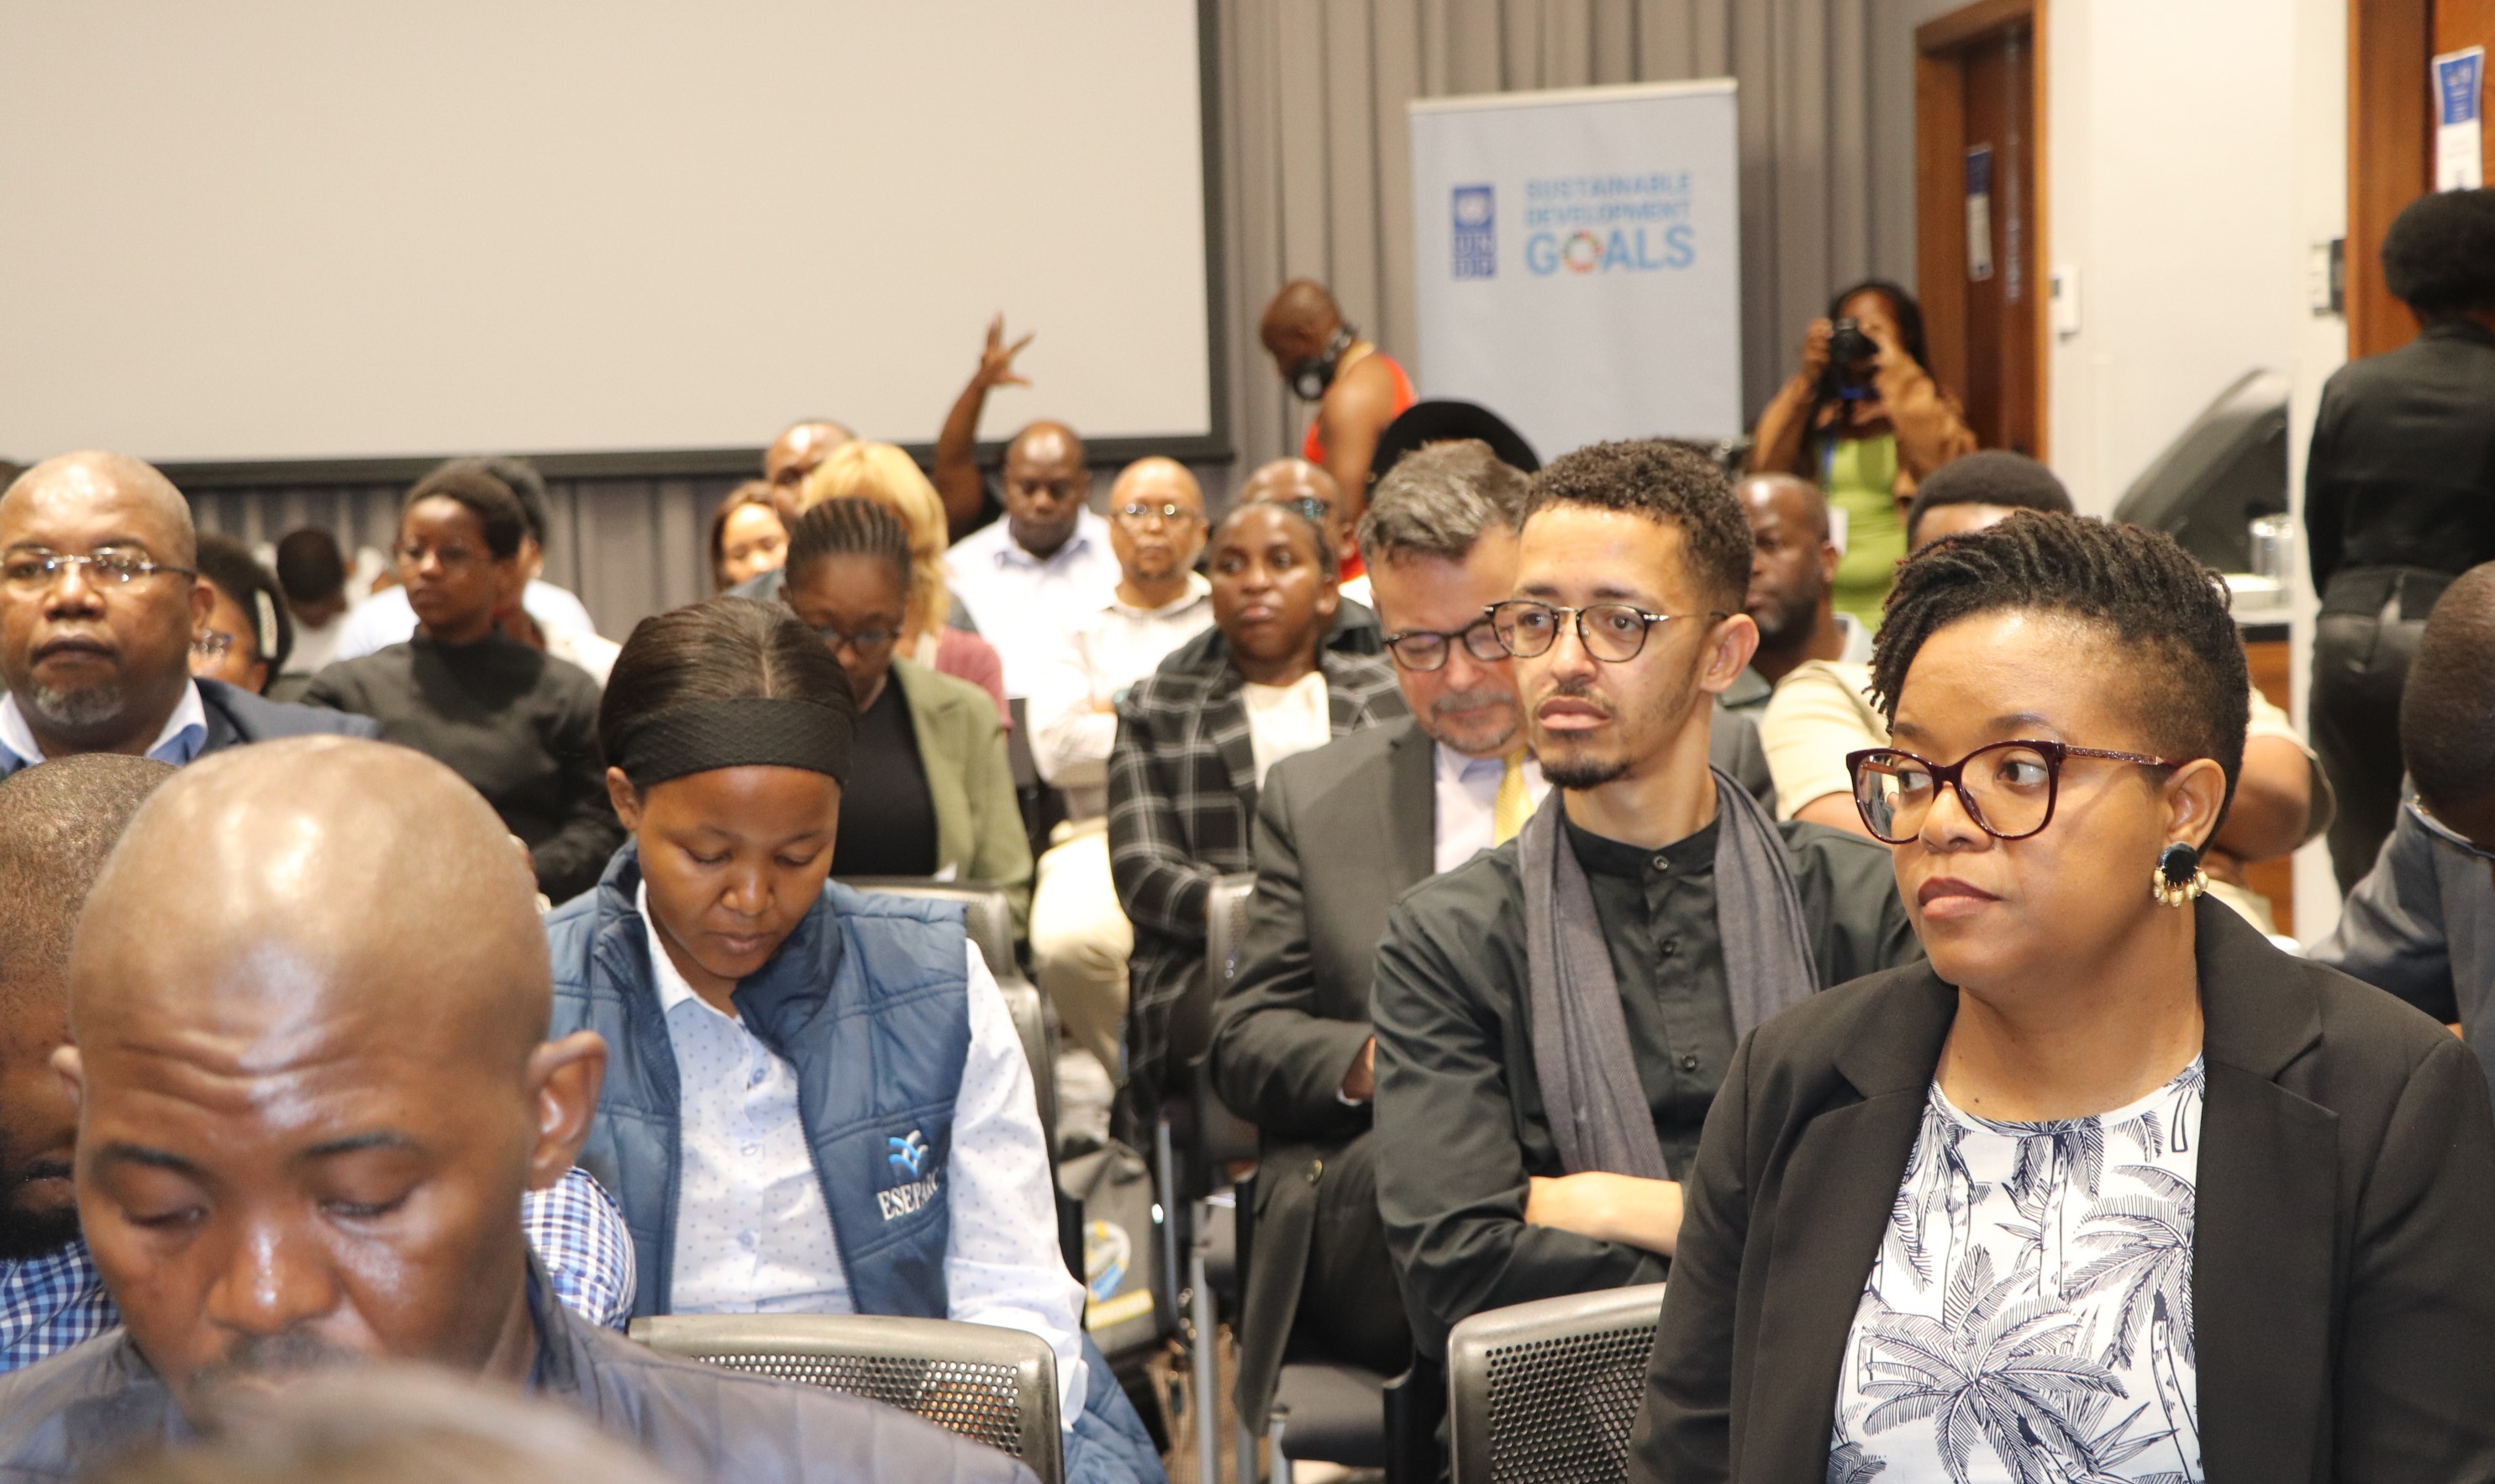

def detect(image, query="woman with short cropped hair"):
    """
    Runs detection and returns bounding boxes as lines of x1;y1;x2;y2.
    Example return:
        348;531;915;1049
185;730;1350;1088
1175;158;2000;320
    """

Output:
1632;513;2495;1483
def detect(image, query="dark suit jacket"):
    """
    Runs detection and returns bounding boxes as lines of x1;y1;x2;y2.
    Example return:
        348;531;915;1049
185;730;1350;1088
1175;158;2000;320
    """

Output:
1632;897;2495;1484
1204;707;1785;1412
0;677;378;781
2304;318;2495;591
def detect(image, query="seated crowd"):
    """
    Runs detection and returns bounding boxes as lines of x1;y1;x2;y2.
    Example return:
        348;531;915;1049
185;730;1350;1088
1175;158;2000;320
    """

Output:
0;222;2492;1484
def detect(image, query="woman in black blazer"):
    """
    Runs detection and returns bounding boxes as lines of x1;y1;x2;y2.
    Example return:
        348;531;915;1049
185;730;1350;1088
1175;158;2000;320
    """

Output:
1632;514;2495;1484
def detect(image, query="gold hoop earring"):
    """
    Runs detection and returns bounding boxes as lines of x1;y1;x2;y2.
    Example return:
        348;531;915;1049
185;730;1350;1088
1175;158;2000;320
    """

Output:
2151;842;2207;908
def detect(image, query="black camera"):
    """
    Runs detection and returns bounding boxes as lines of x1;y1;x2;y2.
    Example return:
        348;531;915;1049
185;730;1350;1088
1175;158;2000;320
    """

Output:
1827;318;1878;390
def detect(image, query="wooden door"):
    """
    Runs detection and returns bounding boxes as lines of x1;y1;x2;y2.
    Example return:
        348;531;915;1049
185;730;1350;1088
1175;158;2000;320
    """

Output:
2350;0;2495;358
1916;1;2046;457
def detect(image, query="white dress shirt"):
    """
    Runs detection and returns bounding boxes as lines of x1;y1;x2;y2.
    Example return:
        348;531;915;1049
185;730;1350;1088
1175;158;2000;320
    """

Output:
638;883;1089;1423
946;511;1121;699
0;682;208;772
1029;574;1216;819
330;578;599;663
1433;742;1551;874
1239;670;1334;787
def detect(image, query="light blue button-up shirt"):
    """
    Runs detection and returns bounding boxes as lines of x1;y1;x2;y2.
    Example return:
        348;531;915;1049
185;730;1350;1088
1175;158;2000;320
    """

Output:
0;681;208;775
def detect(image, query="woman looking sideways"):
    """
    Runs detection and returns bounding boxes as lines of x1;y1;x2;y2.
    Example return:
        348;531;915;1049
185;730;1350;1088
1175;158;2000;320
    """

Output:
1631;513;2495;1483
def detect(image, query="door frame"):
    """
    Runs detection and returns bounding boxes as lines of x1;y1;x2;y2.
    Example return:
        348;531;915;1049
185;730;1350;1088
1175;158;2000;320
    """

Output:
2347;0;2434;359
1914;0;2050;460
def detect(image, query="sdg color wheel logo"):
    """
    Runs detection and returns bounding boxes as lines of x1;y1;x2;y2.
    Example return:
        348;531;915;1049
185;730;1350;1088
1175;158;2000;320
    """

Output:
1451;184;1495;278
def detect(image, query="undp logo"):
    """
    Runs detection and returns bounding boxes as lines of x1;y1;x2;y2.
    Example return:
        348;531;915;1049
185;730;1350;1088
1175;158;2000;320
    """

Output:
1451;185;1495;279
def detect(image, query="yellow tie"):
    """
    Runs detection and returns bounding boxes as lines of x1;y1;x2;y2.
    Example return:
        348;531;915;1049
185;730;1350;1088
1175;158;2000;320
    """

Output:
1492;750;1531;845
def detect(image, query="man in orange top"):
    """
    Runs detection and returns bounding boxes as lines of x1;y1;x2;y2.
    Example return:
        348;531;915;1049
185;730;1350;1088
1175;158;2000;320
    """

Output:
1258;281;1418;566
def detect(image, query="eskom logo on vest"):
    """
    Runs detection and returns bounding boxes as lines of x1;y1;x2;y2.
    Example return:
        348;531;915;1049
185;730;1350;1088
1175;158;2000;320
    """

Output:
879;1128;938;1220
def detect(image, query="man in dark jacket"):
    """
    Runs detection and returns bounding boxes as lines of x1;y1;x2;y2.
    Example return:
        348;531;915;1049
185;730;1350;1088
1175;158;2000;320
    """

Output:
1369;441;1919;1361
0;738;1029;1484
2305;187;2495;887
0;452;376;779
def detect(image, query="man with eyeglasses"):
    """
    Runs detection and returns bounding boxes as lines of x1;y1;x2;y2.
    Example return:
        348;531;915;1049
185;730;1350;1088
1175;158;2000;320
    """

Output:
1203;439;1534;1433
0;452;376;781
1367;440;1918;1363
1024;458;1217;1077
2319;560;2495;1097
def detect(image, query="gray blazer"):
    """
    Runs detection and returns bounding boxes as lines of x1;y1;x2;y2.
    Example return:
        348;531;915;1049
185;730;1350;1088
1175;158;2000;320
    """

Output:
2313;800;2495;1100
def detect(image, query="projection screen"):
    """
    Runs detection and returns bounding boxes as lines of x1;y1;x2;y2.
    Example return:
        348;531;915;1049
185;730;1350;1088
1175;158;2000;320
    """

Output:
0;3;1217;478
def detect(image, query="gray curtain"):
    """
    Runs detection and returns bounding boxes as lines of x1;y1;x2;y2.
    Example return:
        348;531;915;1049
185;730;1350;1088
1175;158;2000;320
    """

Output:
1218;0;1938;470
193;0;1939;639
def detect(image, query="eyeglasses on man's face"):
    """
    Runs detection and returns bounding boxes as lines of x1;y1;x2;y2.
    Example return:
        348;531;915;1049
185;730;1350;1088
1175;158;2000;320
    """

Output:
1;548;197;593
1382;617;1508;672
1845;739;2181;845
1485;600;1725;664
1113;502;1202;529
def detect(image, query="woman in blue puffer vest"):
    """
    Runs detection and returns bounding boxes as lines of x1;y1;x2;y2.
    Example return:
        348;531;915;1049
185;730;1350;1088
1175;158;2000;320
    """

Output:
545;592;1165;1484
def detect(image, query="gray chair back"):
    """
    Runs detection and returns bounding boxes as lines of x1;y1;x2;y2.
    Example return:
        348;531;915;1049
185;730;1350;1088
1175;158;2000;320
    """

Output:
1445;1283;1666;1484
631;1313;1063;1484
834;876;1057;1154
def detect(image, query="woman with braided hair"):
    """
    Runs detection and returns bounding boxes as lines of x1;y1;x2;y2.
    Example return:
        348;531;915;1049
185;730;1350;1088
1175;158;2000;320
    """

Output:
544;593;1165;1484
1632;513;2495;1483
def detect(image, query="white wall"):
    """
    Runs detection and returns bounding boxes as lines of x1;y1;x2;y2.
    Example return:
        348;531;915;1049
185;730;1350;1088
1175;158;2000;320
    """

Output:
2043;0;2348;937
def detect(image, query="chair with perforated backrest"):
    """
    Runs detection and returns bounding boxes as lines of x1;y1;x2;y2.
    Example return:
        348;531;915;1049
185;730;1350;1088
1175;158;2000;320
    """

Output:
834;877;1057;1154
1445;1283;1667;1484
631;1313;1062;1484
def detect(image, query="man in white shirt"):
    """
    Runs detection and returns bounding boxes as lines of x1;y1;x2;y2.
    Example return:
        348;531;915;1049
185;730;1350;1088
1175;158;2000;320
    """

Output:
945;421;1121;698
1203;439;1540;1431
1734;472;1871;710
1026;457;1213;1080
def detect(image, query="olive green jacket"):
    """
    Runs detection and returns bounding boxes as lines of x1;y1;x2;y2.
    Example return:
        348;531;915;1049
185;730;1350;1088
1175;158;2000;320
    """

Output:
888;658;1033;935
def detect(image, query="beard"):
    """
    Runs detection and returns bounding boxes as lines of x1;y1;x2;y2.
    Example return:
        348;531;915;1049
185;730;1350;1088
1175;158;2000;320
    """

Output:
187;1328;364;1404
0;1160;81;1261
24;676;129;734
1745;592;1807;642
1540;750;1632;791
1425;685;1521;756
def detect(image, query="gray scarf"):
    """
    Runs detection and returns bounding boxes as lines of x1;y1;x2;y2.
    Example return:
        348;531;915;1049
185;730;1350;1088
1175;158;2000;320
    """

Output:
1521;767;1819;1180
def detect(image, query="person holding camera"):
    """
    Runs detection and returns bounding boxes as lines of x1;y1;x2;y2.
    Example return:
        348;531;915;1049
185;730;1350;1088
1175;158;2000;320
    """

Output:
1749;280;1977;629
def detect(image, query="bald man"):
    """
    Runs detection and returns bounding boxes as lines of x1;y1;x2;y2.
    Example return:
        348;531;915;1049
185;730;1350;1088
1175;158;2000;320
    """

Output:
0;755;630;1371
0;454;376;781
1257;280;1419;548
947;419;1122;700
1025;457;1217;1076
1737;471;1867;697
763;419;854;495
0;739;1030;1483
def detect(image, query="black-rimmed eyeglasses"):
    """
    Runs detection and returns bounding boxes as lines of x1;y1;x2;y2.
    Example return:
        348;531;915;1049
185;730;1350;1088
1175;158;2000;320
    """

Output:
1845;740;2182;845
1485;600;1726;663
1382;618;1507;672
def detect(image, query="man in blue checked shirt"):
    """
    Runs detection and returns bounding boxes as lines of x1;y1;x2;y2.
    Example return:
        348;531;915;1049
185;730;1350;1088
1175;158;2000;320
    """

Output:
0;738;1027;1484
0;755;635;1371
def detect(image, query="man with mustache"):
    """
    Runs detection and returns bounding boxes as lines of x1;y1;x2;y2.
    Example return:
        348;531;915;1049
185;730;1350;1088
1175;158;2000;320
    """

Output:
0;453;376;781
0;738;1031;1482
1027;458;1215;1079
1367;439;1919;1362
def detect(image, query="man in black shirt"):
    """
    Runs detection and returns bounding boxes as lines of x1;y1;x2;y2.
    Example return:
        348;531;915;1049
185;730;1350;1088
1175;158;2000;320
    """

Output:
1370;440;1918;1360
2306;187;2495;887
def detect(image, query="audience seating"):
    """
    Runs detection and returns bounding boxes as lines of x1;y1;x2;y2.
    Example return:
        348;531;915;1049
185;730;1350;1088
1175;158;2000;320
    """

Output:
838;876;1058;1150
630;1313;1063;1484
1443;1283;1667;1484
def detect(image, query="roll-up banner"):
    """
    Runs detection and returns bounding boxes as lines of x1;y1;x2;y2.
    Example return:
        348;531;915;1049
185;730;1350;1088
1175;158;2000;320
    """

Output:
1409;79;1743;461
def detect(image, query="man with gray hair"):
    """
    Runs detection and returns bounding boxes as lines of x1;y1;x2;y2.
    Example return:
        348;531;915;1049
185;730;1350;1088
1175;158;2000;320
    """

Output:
0;453;375;779
1205;439;1531;1428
